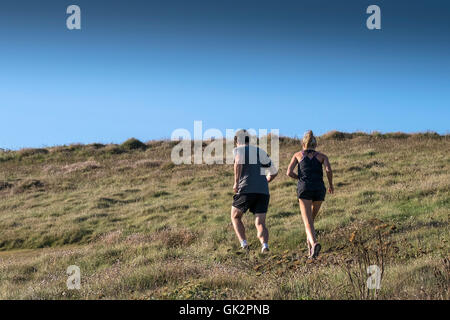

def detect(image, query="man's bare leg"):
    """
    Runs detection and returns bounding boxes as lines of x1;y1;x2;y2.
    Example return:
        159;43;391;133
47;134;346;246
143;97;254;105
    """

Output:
231;206;246;247
254;213;268;245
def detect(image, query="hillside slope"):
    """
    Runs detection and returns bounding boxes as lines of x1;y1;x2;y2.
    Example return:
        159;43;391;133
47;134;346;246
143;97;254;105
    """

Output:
0;133;448;299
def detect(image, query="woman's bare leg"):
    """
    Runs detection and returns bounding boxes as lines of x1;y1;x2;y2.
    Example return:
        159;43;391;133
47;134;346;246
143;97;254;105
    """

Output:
312;201;323;221
299;199;317;249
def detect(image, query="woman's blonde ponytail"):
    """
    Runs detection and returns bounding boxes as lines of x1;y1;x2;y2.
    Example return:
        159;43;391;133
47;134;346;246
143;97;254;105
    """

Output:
302;130;317;149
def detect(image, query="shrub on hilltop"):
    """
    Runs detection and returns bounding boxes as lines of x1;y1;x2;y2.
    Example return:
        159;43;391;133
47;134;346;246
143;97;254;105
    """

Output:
120;138;147;151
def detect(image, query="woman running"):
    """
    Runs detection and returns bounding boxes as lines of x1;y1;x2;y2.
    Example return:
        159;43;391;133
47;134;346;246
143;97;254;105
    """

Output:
286;130;334;259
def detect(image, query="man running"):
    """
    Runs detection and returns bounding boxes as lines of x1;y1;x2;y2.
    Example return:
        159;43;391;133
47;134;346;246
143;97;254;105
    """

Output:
231;129;278;253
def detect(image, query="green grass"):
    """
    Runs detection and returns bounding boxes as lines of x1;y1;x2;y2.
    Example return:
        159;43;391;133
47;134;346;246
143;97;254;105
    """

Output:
0;132;448;299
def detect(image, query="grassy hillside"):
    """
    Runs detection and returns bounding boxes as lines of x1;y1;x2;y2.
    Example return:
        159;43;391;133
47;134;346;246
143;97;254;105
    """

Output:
0;132;448;299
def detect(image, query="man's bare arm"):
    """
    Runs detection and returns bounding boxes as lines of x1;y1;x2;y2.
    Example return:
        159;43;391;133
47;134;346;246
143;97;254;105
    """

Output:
265;155;278;183
266;164;278;183
266;173;277;183
233;153;243;193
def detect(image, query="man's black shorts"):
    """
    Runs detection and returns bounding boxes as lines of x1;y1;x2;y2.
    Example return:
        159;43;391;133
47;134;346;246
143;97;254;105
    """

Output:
297;187;326;201
232;193;270;214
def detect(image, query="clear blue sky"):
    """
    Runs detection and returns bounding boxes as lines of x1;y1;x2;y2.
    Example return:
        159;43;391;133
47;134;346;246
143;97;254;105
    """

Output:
1;0;449;149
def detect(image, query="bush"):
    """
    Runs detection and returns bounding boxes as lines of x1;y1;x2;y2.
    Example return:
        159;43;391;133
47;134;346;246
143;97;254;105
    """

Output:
103;145;126;155
18;148;49;157
0;151;16;163
410;131;442;139
383;132;409;139
321;131;354;140
87;143;105;149
120;138;147;151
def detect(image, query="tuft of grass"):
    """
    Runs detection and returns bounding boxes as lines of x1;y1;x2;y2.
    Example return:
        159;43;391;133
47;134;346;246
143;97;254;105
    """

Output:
0;181;13;190
13;179;45;194
151;191;170;198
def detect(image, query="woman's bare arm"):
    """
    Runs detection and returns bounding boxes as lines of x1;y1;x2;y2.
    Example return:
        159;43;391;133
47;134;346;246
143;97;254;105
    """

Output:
286;154;299;179
323;154;334;194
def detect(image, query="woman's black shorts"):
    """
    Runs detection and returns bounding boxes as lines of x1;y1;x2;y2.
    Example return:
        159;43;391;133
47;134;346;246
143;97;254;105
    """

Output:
232;193;270;214
297;187;326;201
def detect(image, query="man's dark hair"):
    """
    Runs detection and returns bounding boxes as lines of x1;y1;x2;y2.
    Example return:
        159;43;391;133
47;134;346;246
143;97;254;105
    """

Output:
234;129;250;145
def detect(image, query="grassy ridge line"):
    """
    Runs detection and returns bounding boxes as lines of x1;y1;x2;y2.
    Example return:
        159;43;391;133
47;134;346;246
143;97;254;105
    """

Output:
0;132;448;299
0;130;446;154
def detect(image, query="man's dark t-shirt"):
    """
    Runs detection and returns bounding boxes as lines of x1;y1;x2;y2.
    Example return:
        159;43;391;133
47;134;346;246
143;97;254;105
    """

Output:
234;145;272;195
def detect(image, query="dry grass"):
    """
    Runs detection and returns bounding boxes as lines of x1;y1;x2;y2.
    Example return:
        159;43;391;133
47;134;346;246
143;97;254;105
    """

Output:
0;132;448;299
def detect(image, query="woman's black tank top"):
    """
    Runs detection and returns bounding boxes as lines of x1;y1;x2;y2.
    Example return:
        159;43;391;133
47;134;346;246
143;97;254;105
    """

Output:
297;150;325;191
